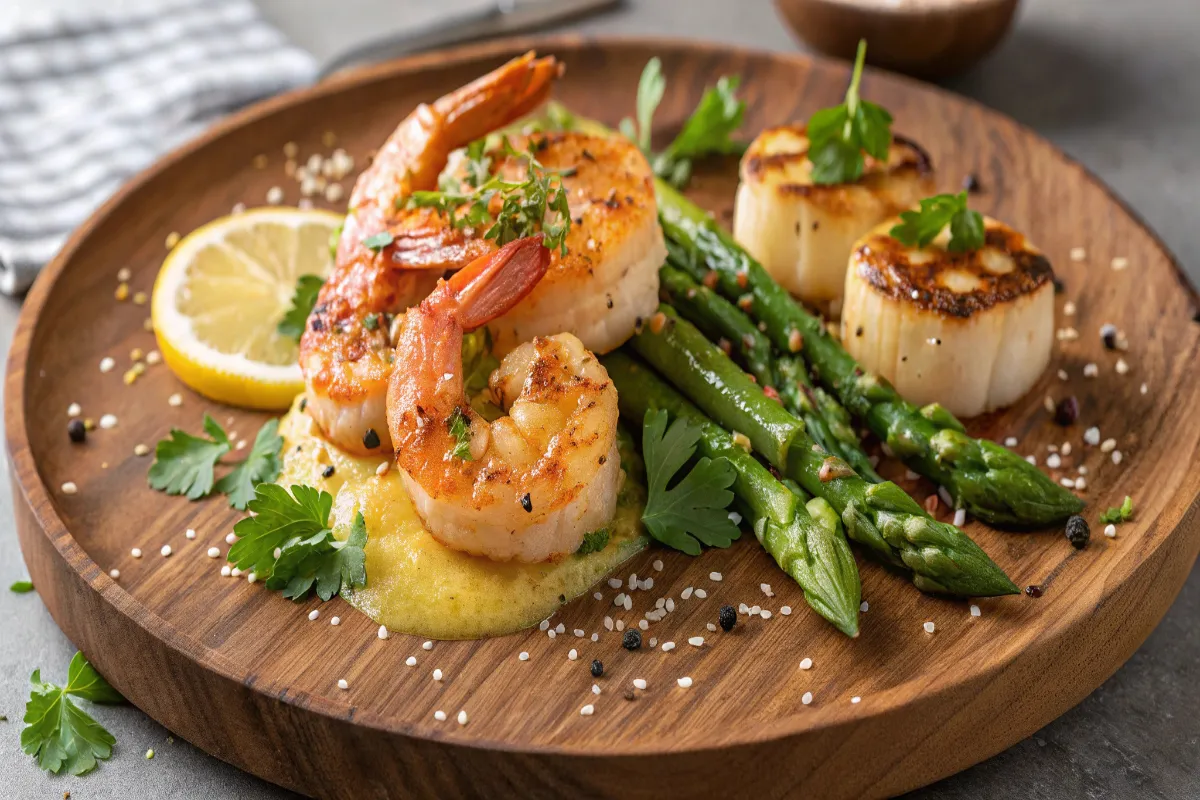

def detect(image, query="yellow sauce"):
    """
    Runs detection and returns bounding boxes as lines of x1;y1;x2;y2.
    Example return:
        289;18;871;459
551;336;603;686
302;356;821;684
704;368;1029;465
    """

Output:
277;402;647;639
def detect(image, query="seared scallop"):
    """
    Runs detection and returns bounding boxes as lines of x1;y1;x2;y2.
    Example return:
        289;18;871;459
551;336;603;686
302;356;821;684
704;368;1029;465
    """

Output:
733;124;934;313
840;217;1056;418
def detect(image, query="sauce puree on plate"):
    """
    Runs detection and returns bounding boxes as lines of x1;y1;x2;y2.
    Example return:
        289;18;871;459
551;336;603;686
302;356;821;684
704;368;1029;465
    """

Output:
277;400;648;639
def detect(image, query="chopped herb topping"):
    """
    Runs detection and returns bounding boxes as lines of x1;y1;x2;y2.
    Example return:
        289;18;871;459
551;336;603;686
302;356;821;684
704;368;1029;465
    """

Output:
10;580;34;593
277;274;325;342
640;409;739;555
575;528;611;556
362;232;394;252
362;312;380;331
889;191;985;252
1099;495;1134;525
448;408;472;460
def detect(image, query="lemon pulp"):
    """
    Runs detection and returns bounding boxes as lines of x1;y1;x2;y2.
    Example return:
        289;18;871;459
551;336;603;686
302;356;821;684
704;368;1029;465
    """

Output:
277;400;648;639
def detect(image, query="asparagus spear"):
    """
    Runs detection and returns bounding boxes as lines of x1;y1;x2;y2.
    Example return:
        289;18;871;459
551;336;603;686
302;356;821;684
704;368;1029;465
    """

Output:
660;262;883;483
656;180;1085;528
602;350;861;636
631;305;1019;597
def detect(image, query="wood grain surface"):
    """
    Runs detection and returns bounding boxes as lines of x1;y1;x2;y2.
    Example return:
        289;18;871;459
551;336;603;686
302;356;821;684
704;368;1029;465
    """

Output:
6;36;1200;800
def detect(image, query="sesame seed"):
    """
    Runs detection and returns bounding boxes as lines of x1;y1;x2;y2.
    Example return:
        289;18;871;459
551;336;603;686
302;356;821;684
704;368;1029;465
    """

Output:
1069;247;1086;261
160;545;173;557
61;481;78;495
568;649;578;660
99;414;118;429
1104;524;1117;538
109;568;120;579
432;669;443;682
246;572;256;583
1115;358;1129;375
761;610;773;619
662;641;675;652
225;532;237;544
608;578;622;589
266;186;284;204
592;684;601;695
330;616;340;626
781;605;792;616
953;508;967;527
220;565;231;577
680;586;694;600
970;604;981;617
378;625;389;640
1063;301;1076;316
677;677;693;688
633;678;647;690
434;710;446;721
1100;438;1117;453
652;559;663;571
231;568;241;577
423;641;433;650
206;547;220;558
923;621;936;634
860;601;869;612
1111;256;1128;270
457;710;468;725
580;704;595;716
337;679;348;690
638;620;649;631
802;692;813;705
1083;363;1099;378
1047;453;1062;469
694;589;708;599
688;636;704;647
851;696;861;705
67;403;81;417
99;357;115;373
168;393;183;407
1112;450;1123;465
709;572;723;582
1084;427;1101;446
799;657;813;670
308;609;319;621
131;547;142;558
405;656;417;667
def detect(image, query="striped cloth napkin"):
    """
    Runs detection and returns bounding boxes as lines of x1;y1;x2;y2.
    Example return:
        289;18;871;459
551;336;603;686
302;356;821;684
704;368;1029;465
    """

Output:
0;0;316;295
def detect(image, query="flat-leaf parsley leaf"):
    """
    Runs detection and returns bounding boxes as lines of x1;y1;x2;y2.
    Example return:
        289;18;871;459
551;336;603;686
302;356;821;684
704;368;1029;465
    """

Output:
21;652;123;776
214;419;284;510
888;191;985;252
640;409;739;555
148;414;231;499
806;40;894;186
277;274;325;342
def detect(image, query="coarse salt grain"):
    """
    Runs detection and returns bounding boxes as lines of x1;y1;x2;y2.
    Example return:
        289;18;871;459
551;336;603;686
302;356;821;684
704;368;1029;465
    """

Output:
423;641;433;650
131;547;142;558
1111;256;1128;270
231;568;241;577
970;605;981;617
1026;455;1037;466
709;572;723;582
1060;477;1076;488
220;565;231;577
592;684;601;695
677;677;693;688
860;601;869;613
923;621;936;634
638;620;649;631
518;651;530;661
662;641;675;652
1069;247;1086;261
206;547;220;558
226;532;237;544
1062;443;1072;456
1140;383;1148;395
1046;453;1062;469
608;578;622;589
1115;358;1129;375
1004;437;1018;447
337;679;348;690
781;606;792;616
694;589;708;599
761;583;773;597
1063;301;1076;315
1100;438;1117;453
802;692;813;705
555;623;565;634
688;636;704;647
1075;477;1087;490
308;609;319;621
1058;369;1069;381
706;623;717;632
851;696;861;704
457;710;468;725
1083;363;1099;378
633;678;647;690
378;625;389;640
580;704;595;716
761;610;773;620
799;657;813;670
953;508;967;527
266;186;284;204
680;586;694;600
593;592;602;601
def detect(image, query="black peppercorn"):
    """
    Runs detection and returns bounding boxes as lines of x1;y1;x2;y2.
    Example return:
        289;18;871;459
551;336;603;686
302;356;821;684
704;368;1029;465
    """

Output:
962;173;982;193
624;689;636;702
621;629;642;651
719;604;736;632
520;493;532;513
590;659;603;678
1025;584;1044;598
1100;323;1118;350
322;465;335;479
1065;514;1090;549
299;396;307;413
67;419;86;443
1054;395;1079;426
1053;276;1066;294
362;428;380;449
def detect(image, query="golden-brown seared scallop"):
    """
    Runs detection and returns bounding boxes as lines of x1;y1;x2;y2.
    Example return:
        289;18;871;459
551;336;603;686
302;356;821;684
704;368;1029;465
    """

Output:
841;217;1056;418
733;124;934;313
483;131;666;356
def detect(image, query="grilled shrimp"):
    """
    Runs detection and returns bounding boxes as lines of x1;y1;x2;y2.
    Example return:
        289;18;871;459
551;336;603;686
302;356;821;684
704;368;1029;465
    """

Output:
388;235;621;563
478;131;666;356
299;52;561;455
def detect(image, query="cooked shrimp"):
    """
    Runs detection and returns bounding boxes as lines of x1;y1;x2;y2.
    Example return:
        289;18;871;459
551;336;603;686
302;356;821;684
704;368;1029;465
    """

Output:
299;52;562;455
388;235;621;563
479;130;666;356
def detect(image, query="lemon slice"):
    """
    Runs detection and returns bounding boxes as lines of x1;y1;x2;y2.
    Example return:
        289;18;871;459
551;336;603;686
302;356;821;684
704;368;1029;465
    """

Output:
151;207;343;410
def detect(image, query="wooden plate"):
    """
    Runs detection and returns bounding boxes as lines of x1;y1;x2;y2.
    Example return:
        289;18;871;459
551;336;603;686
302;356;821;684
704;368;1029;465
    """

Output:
8;36;1200;800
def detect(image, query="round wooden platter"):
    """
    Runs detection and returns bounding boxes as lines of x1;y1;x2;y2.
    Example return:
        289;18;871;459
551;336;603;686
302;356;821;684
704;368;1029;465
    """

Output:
7;36;1200;800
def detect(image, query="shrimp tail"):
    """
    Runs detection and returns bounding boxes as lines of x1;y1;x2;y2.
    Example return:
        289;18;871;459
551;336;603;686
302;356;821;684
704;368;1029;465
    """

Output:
448;234;551;330
433;52;563;147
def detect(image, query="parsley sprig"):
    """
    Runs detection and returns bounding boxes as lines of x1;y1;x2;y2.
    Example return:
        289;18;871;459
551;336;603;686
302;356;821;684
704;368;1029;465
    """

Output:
640;409;739;555
228;484;368;601
404;137;572;255
621;57;747;189
575;528;611;556
22;652;123;776
888;191;985;252
277;274;325;342
806;39;894;186
447;408;473;461
148;415;282;510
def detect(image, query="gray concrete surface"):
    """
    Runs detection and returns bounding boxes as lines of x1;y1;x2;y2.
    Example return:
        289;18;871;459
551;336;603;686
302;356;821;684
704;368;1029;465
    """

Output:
2;0;1198;797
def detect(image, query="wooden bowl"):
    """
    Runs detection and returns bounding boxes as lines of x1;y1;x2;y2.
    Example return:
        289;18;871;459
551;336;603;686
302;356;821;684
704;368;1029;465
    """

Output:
775;0;1021;78
8;35;1200;800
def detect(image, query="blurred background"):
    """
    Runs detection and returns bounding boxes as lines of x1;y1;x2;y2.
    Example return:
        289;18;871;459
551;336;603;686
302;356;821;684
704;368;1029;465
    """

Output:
2;1;1197;798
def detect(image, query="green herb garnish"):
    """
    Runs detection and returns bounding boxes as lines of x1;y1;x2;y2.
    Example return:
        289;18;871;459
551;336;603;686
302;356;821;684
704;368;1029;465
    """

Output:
149;416;282;506
277;274;325;342
10;580;34;593
640;409;739;555
575;528;611;556
889;191;985;252
806;40;893;186
362;232;394;252
1100;495;1135;525
227;484;368;601
21;652;123;776
448;407;473;461
621;58;747;189
407;137;573;255
362;312;380;331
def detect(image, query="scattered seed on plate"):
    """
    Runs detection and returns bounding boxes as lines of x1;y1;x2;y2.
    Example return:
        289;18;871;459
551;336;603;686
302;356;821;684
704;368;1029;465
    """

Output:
246;572;257;584
652;559;663;571
580;704;595;716
131;547;142;558
378;625;389;640
457;710;468;725
780;605;792;616
423;641;433;650
706;623;717;632
592;684;601;695
799;657;813;670
593;592;602;601
308;609;320;621
231;568;241;577
330;616;341;626
1112;450;1123;465
99;414;118;429
405;656;417;667
694;589;708;599
1104;524;1117;538
923;621;936;634
434;710;446;721
67;403;81;417
168;393;183;407
99;357;115;373
661;641;675;652
688;636;704;647
220;565;231;577
1083;363;1099;378
709;572;723;582
802;692;813;705
1115;358;1129;375
226;532;237;544
61;481;78;495
680;586;694;600
432;669;443;682
677;677;693;688
337;679;348;690
109;568;120;579
633;678;647;690
206;547;220;558
1100;438;1117;453
568;649;578;661
851;696;862;705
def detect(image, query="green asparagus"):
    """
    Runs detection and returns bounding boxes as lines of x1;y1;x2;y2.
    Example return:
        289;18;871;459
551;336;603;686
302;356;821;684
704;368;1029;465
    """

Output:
656;180;1085;527
603;350;860;635
631;306;1019;597
660;262;883;483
